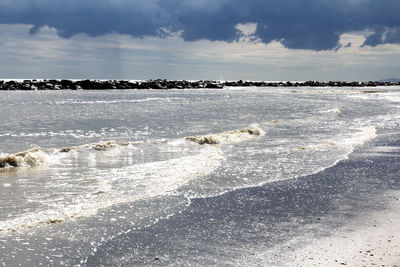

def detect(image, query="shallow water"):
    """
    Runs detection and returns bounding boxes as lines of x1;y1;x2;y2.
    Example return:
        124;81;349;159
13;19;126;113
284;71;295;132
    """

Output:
0;86;399;265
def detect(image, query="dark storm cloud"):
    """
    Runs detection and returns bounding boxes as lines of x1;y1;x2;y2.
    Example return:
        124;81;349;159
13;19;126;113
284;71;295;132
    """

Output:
0;0;399;50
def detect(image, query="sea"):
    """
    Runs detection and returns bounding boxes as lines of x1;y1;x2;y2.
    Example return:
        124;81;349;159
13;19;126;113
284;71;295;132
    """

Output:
0;86;399;266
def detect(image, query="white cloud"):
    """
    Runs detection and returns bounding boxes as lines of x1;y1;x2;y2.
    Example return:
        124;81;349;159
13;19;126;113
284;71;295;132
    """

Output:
235;23;257;36
0;24;399;81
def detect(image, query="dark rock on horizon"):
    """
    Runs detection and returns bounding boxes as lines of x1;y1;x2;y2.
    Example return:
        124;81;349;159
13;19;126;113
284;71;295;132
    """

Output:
0;79;399;90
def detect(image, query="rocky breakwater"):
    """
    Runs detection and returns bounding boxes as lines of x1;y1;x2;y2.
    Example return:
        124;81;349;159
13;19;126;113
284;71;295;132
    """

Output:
0;79;399;90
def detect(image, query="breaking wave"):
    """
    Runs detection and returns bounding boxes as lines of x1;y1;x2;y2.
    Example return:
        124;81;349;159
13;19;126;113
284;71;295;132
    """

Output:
0;124;264;233
1;124;265;169
186;123;265;145
59;140;121;152
0;148;46;169
0;146;223;234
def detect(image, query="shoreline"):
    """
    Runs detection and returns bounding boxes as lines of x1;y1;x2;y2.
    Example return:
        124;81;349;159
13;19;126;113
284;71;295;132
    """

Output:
85;132;400;266
1;79;399;90
271;133;400;266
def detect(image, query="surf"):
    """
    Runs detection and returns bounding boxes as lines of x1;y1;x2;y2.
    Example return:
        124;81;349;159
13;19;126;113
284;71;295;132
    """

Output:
0;148;46;169
186;123;265;145
0;124;265;234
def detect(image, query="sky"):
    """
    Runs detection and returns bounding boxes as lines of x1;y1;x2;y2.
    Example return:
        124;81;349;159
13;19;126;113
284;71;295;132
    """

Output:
0;0;399;81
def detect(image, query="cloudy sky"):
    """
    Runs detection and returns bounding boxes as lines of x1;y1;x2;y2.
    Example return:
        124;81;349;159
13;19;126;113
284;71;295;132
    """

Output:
0;0;399;81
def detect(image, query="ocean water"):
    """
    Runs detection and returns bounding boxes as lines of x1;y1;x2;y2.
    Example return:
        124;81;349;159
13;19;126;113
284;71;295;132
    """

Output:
0;86;400;265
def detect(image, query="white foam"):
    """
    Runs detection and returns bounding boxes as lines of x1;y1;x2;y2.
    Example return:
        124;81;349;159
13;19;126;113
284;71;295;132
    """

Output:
339;125;377;148
0;145;223;234
83;141;120;151
0;124;265;233
0;148;46;169
51;97;185;105
321;108;342;115
186;123;265;145
92;177;112;195
301;126;377;152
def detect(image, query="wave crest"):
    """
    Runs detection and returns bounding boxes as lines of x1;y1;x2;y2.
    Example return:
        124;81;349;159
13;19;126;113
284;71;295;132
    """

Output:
0;148;45;168
1;123;264;170
186;123;265;145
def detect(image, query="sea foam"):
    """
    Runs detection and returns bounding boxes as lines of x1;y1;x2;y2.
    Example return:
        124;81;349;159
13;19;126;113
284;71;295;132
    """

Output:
186;123;265;145
0;145;223;234
0;124;264;233
0;148;46;168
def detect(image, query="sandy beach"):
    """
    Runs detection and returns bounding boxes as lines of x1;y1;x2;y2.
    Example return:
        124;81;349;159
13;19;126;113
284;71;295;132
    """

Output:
290;190;400;266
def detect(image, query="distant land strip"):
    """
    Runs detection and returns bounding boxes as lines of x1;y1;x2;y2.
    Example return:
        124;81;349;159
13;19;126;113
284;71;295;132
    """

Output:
1;79;399;90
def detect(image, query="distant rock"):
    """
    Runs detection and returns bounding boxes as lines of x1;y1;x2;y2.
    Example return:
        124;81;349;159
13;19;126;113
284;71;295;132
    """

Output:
0;79;399;90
